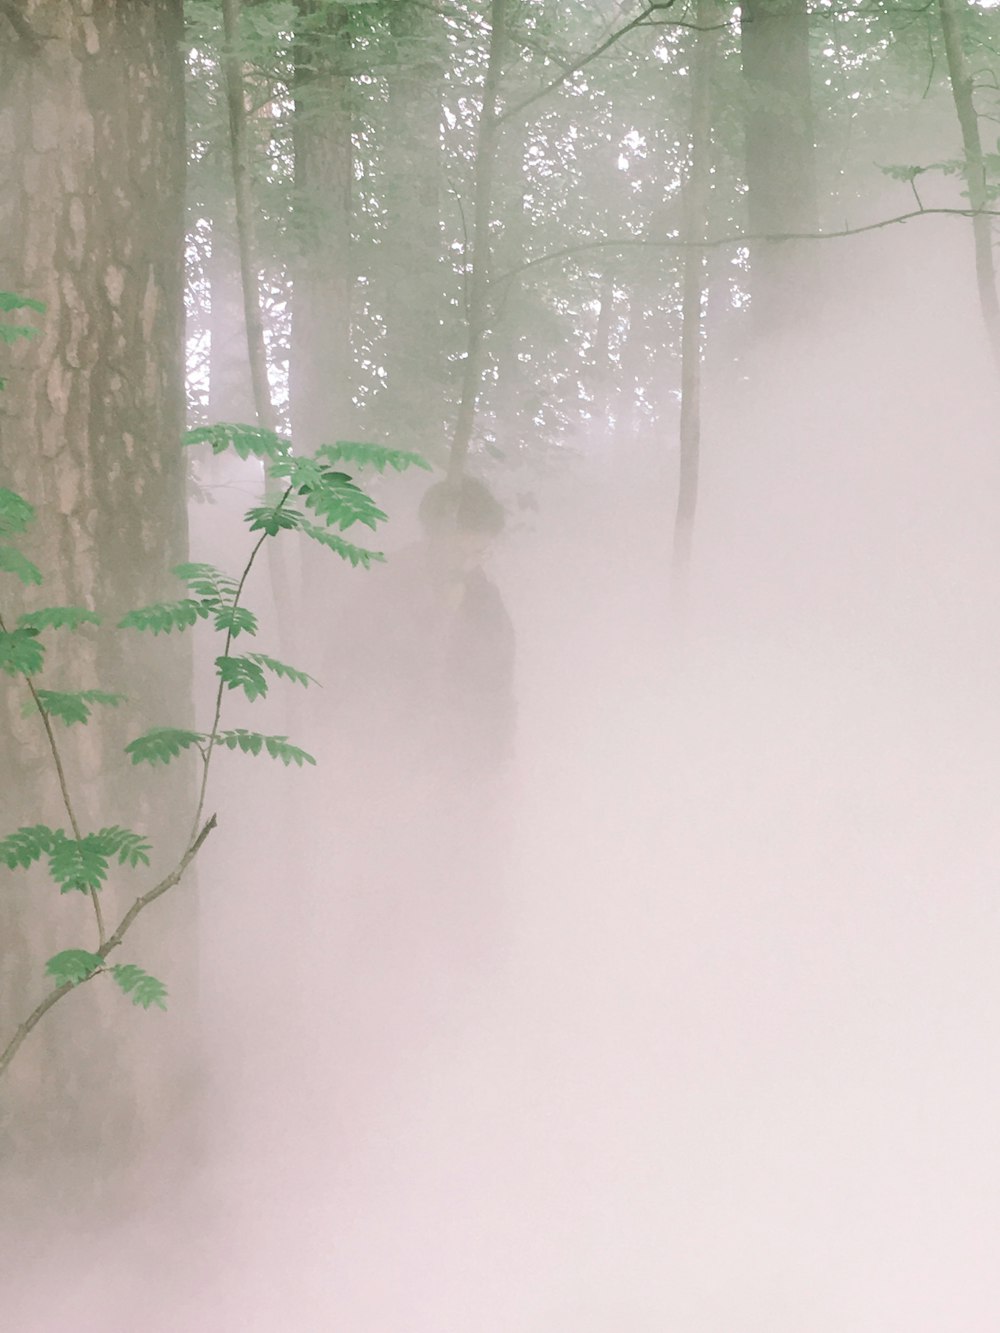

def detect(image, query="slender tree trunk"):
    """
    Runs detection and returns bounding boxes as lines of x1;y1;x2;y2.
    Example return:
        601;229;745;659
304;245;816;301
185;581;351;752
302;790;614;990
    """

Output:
220;0;277;433
208;207;256;426
447;0;509;482
937;0;1000;377
0;0;190;1169
741;0;817;332
291;0;353;452
671;0;714;596
379;0;447;461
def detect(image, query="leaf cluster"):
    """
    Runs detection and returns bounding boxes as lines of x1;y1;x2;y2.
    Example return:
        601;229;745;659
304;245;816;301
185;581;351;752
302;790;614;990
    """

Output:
0;825;151;893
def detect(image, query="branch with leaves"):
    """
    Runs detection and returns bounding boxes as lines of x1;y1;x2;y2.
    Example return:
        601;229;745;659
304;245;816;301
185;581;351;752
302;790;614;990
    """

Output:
0;417;429;1082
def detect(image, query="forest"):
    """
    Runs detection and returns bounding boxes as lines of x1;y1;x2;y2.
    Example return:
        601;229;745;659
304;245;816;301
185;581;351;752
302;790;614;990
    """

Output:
2;1;1000;1329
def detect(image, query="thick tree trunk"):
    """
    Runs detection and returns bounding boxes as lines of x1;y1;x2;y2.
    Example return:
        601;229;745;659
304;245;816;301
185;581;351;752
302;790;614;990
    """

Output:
937;0;1000;377
741;0;818;331
291;0;353;452
0;0;190;1169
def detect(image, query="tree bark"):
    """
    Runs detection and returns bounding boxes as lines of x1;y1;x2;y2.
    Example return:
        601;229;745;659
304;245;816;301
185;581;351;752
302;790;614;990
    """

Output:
0;0;190;1168
937;0;1000;377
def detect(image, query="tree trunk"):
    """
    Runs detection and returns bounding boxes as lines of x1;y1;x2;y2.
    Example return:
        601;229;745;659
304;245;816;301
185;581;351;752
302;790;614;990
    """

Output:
937;0;1000;377
447;0;509;482
671;0;714;598
0;0;190;1172
379;0;448;462
741;0;818;332
291;0;353;453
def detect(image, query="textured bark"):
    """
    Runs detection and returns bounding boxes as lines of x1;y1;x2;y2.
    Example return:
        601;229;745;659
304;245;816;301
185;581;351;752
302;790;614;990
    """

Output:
741;0;817;330
0;0;190;1167
291;0;353;452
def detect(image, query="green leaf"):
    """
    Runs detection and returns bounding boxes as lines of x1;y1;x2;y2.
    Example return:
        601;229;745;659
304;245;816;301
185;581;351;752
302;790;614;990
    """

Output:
270;457;387;532
316;441;432;474
45;949;103;986
47;833;111;893
0;824;58;869
32;689;125;727
111;963;168;1010
95;826;152;868
0;323;39;345
125;727;205;766
245;503;304;536
0;627;44;676
215;654;268;701
216;729;316;767
18;605;101;631
0;545;42;585
300;521;385;569
247;653;316;688
0;489;35;538
118;599;210;635
0;291;46;314
183;422;291;461
171;562;240;604
213;604;258;637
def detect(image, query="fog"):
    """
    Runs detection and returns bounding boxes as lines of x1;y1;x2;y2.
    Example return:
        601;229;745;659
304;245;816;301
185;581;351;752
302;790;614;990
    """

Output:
8;219;1000;1330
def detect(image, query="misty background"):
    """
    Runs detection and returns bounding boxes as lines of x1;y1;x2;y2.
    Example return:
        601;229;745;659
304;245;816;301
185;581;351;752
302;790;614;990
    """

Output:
3;1;1000;1330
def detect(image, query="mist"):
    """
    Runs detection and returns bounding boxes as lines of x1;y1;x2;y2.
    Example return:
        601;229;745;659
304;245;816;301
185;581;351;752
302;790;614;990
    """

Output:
4;2;1000;1329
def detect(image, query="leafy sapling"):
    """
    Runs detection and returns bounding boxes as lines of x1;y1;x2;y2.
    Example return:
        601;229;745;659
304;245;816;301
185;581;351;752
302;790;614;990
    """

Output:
0;422;429;1081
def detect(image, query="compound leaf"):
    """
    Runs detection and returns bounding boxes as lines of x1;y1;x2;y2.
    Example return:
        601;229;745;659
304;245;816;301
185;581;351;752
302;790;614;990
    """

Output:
0;627;44;676
213;604;258;638
171;562;240;605
47;833;111;893
111;963;168;1010
125;727;205;766
0;545;42;586
217;729;316;767
18;606;101;631
216;654;268;701
0;489;35;537
245;503;304;536
247;652;316;688
300;521;384;569
316;441;431;474
45;949;103;986
33;689;125;727
0;824;58;870
184;423;290;460
95;826;152;868
118;599;209;635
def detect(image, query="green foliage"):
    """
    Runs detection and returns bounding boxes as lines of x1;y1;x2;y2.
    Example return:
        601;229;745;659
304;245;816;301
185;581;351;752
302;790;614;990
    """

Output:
18;606;102;631
0;545;42;586
212;603;258;638
111;964;168;1010
300;520;384;569
245;502;304;535
0;627;44;676
184;422;291;460
172;562;241;603
0;824;57;870
0;292;45;356
216;653;268;701
247;652;315;689
317;441;432;474
0;489;35;538
270;456;388;531
217;729;316;766
30;689;125;727
45;950;104;987
118;599;210;635
125;727;205;766
0;825;149;887
0;292;46;315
